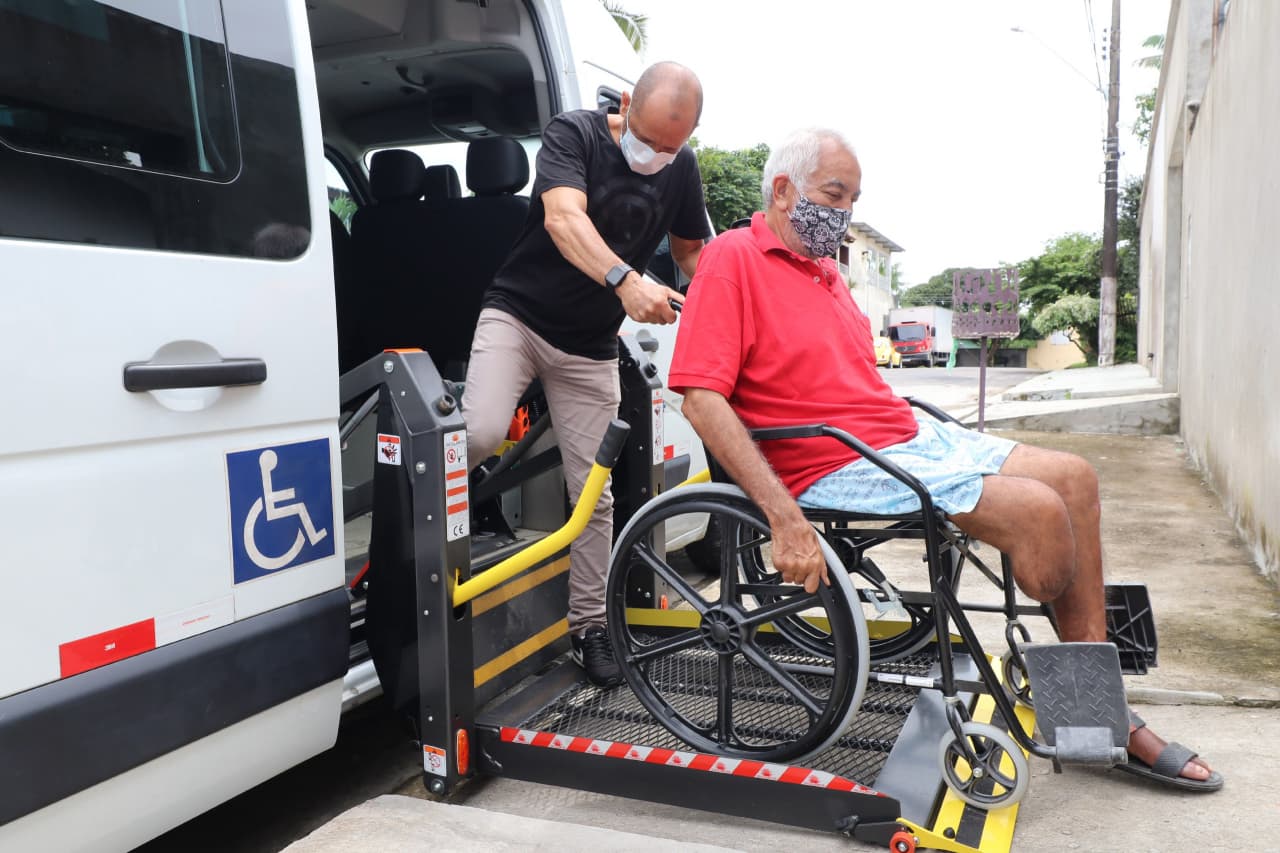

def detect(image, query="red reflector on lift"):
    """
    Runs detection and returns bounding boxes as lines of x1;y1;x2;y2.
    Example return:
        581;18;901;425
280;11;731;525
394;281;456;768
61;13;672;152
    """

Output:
456;728;471;776
659;595;669;610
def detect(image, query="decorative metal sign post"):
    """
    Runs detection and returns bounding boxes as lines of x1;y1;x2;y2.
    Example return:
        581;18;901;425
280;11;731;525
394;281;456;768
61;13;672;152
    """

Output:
952;268;1020;431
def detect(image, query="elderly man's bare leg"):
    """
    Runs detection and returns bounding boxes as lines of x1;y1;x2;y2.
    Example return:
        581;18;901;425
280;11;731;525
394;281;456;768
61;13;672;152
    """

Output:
948;443;1217;787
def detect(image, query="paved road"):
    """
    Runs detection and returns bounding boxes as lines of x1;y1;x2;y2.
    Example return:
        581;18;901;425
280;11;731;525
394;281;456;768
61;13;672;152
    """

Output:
878;365;1041;417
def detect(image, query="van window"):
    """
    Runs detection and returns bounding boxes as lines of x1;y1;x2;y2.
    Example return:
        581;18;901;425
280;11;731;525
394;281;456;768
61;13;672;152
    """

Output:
0;0;310;258
0;0;237;180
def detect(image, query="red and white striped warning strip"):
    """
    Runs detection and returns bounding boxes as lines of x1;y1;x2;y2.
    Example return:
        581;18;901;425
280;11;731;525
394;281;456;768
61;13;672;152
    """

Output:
499;727;882;795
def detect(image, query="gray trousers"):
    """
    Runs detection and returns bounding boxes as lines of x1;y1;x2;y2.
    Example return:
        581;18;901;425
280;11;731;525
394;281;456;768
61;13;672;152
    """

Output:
463;307;620;633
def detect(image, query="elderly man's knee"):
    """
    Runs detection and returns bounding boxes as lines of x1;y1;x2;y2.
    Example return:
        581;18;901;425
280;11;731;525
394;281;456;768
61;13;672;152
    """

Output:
1059;452;1101;521
1012;498;1076;601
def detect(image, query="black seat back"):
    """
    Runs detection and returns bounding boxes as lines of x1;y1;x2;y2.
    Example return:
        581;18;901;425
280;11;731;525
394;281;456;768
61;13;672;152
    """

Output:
349;150;432;356
423;137;530;372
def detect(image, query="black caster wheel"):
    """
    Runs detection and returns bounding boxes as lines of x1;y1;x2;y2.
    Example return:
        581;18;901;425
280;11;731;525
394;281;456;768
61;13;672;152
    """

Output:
607;484;869;762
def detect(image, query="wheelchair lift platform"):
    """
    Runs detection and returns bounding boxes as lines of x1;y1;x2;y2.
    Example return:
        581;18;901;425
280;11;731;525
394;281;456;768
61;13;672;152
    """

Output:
477;631;1028;853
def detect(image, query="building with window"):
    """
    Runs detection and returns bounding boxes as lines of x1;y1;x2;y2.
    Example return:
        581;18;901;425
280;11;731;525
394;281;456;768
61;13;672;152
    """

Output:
837;222;903;336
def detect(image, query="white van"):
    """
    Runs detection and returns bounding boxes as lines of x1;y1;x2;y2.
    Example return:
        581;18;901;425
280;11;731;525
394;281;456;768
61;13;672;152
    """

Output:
0;2;707;850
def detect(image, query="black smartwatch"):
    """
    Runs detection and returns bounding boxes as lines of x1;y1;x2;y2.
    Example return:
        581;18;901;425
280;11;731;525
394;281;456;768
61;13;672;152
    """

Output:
604;262;635;290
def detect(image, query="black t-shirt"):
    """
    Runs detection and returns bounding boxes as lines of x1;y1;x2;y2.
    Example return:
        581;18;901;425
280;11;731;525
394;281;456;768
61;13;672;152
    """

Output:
484;108;711;359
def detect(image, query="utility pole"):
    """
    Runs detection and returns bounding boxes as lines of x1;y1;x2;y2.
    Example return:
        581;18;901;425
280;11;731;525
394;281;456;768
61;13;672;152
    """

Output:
1098;0;1121;367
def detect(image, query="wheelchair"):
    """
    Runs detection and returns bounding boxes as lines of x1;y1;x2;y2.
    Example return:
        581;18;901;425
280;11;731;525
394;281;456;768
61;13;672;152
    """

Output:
606;399;1156;809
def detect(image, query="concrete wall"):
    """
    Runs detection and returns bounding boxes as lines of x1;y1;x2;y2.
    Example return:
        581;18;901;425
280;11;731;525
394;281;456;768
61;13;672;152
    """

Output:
1026;335;1086;371
1140;0;1280;582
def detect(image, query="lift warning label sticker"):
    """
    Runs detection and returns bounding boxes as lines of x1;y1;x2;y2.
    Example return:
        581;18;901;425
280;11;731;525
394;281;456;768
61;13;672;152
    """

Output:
651;390;664;466
376;434;401;465
423;744;447;777
444;430;469;542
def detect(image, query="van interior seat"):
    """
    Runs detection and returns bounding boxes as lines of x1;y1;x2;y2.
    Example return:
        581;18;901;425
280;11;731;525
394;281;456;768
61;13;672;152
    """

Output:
422;136;531;376
347;149;432;362
423;164;461;200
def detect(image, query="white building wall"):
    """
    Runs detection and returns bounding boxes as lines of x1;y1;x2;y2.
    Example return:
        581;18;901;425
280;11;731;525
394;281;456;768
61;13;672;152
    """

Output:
1141;0;1280;581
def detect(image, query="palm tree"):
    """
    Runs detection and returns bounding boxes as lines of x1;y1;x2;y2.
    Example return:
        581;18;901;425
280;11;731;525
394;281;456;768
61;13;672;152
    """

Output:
600;0;647;54
1138;34;1164;70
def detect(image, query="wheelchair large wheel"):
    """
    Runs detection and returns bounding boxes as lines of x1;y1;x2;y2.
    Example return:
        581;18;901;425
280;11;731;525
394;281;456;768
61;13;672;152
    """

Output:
607;484;870;763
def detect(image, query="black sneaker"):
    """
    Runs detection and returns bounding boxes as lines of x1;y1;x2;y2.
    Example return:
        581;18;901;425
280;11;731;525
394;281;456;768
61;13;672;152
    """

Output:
571;625;622;688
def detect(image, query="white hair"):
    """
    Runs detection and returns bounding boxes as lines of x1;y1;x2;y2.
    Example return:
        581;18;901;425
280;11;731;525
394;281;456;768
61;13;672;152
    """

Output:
760;127;858;206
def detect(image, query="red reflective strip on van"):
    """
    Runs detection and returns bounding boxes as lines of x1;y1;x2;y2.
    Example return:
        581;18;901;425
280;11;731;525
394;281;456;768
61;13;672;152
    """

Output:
59;618;156;678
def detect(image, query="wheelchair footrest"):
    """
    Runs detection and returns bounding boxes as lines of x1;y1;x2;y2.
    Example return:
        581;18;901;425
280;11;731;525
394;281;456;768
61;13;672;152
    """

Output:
1023;642;1129;766
1104;582;1158;674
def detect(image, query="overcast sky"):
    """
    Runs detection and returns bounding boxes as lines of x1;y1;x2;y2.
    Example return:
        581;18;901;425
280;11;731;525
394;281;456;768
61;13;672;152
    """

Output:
625;0;1169;285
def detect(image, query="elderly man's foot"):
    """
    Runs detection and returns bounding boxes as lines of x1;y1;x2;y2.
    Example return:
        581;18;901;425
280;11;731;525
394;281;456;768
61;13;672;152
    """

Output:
1114;711;1224;792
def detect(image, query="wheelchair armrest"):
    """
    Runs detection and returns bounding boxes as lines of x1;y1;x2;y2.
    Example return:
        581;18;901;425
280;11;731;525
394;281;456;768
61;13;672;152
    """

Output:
748;424;827;441
904;396;963;426
748;423;943;525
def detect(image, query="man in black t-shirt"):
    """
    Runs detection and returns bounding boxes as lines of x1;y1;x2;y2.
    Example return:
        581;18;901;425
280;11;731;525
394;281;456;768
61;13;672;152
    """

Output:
464;62;710;687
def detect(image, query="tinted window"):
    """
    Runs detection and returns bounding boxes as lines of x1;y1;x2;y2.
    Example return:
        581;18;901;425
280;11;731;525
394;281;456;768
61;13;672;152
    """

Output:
0;0;310;258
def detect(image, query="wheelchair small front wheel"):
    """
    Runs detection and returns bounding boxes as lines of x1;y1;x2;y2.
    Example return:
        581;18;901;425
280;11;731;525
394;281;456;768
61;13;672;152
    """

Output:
938;721;1029;809
607;484;870;763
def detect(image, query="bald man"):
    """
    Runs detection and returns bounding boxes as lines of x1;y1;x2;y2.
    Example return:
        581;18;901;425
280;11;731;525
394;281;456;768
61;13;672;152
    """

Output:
463;62;711;686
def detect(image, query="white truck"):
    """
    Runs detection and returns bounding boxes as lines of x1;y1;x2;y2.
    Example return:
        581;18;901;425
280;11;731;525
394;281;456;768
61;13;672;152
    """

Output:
887;306;955;368
0;2;708;850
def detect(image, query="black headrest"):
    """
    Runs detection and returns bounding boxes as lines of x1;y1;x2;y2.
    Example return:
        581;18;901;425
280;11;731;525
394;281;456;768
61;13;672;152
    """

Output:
466;137;529;196
369;149;426;203
423;164;462;199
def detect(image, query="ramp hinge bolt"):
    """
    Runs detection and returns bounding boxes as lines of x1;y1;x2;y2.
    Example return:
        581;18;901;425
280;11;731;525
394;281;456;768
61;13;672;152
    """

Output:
383;360;395;373
416;461;427;474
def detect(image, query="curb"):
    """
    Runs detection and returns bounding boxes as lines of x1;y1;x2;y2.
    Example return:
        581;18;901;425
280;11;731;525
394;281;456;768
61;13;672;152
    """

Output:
1126;686;1280;709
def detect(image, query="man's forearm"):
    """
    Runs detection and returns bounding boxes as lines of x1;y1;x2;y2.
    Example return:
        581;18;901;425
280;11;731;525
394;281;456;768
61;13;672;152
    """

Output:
671;237;703;281
681;388;802;524
543;203;627;285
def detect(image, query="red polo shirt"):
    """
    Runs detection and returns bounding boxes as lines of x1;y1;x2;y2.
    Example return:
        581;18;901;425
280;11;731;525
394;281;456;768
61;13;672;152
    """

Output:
668;213;919;496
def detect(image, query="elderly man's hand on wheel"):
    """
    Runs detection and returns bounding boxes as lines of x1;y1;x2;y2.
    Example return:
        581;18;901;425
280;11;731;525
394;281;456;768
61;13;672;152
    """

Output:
768;511;829;594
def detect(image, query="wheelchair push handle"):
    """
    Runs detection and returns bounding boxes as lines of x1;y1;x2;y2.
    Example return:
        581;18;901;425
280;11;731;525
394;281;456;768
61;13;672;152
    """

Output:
594;419;631;468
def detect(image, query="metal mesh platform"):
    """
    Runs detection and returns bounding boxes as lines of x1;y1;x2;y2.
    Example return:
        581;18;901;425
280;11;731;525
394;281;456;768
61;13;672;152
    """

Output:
517;647;937;786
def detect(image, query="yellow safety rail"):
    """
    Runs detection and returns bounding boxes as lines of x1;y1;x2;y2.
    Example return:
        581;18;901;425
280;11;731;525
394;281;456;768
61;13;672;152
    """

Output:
678;468;710;487
454;443;617;606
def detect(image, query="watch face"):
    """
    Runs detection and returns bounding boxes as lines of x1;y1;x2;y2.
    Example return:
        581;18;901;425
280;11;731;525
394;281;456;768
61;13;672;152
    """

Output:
608;264;632;288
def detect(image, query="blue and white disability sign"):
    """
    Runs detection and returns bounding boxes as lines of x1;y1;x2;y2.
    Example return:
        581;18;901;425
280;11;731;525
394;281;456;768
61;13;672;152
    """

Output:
226;438;335;584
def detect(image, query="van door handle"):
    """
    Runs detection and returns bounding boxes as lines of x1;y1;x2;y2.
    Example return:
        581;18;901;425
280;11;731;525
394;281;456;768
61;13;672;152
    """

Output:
122;358;267;392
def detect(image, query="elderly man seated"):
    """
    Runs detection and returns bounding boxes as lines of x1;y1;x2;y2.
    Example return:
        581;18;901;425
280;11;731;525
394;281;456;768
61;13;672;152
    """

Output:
666;126;1222;793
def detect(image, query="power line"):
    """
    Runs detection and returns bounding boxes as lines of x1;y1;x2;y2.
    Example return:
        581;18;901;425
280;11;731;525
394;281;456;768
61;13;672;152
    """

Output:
1083;0;1106;96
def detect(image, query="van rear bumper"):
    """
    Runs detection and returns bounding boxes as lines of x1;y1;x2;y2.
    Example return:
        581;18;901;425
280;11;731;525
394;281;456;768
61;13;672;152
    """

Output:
0;587;349;827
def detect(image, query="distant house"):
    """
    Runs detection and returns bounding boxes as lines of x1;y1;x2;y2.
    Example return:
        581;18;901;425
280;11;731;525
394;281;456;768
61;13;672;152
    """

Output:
839;222;903;336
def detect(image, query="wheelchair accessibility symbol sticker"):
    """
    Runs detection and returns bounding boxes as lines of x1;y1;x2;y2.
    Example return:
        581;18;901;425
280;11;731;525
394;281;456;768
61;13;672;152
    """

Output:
226;438;335;584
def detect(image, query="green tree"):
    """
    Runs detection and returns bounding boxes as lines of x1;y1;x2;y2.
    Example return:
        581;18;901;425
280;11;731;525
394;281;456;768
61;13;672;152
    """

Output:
600;1;647;54
1134;35;1163;145
1019;224;1140;364
890;262;906;308
692;139;769;232
901;267;967;308
329;193;356;229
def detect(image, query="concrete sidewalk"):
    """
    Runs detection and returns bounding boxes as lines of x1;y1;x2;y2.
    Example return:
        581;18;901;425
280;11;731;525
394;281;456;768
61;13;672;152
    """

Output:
957;363;1179;434
289;367;1280;852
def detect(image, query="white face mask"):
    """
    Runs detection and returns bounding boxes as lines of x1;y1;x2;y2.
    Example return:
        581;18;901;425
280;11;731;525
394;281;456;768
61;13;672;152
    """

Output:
621;115;676;175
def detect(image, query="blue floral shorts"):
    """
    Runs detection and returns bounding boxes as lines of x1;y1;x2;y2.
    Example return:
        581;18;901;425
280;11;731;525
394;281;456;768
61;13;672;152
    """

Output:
797;417;1017;517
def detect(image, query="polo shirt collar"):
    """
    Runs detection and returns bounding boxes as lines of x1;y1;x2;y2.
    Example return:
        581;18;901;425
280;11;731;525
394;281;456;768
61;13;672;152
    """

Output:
749;211;836;275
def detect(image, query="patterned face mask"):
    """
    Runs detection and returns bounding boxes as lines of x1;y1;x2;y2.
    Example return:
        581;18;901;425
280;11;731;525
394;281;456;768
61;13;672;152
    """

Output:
787;190;851;258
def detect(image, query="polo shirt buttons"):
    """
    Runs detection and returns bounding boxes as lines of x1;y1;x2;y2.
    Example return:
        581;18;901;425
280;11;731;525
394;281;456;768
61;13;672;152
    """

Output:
813;276;820;283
